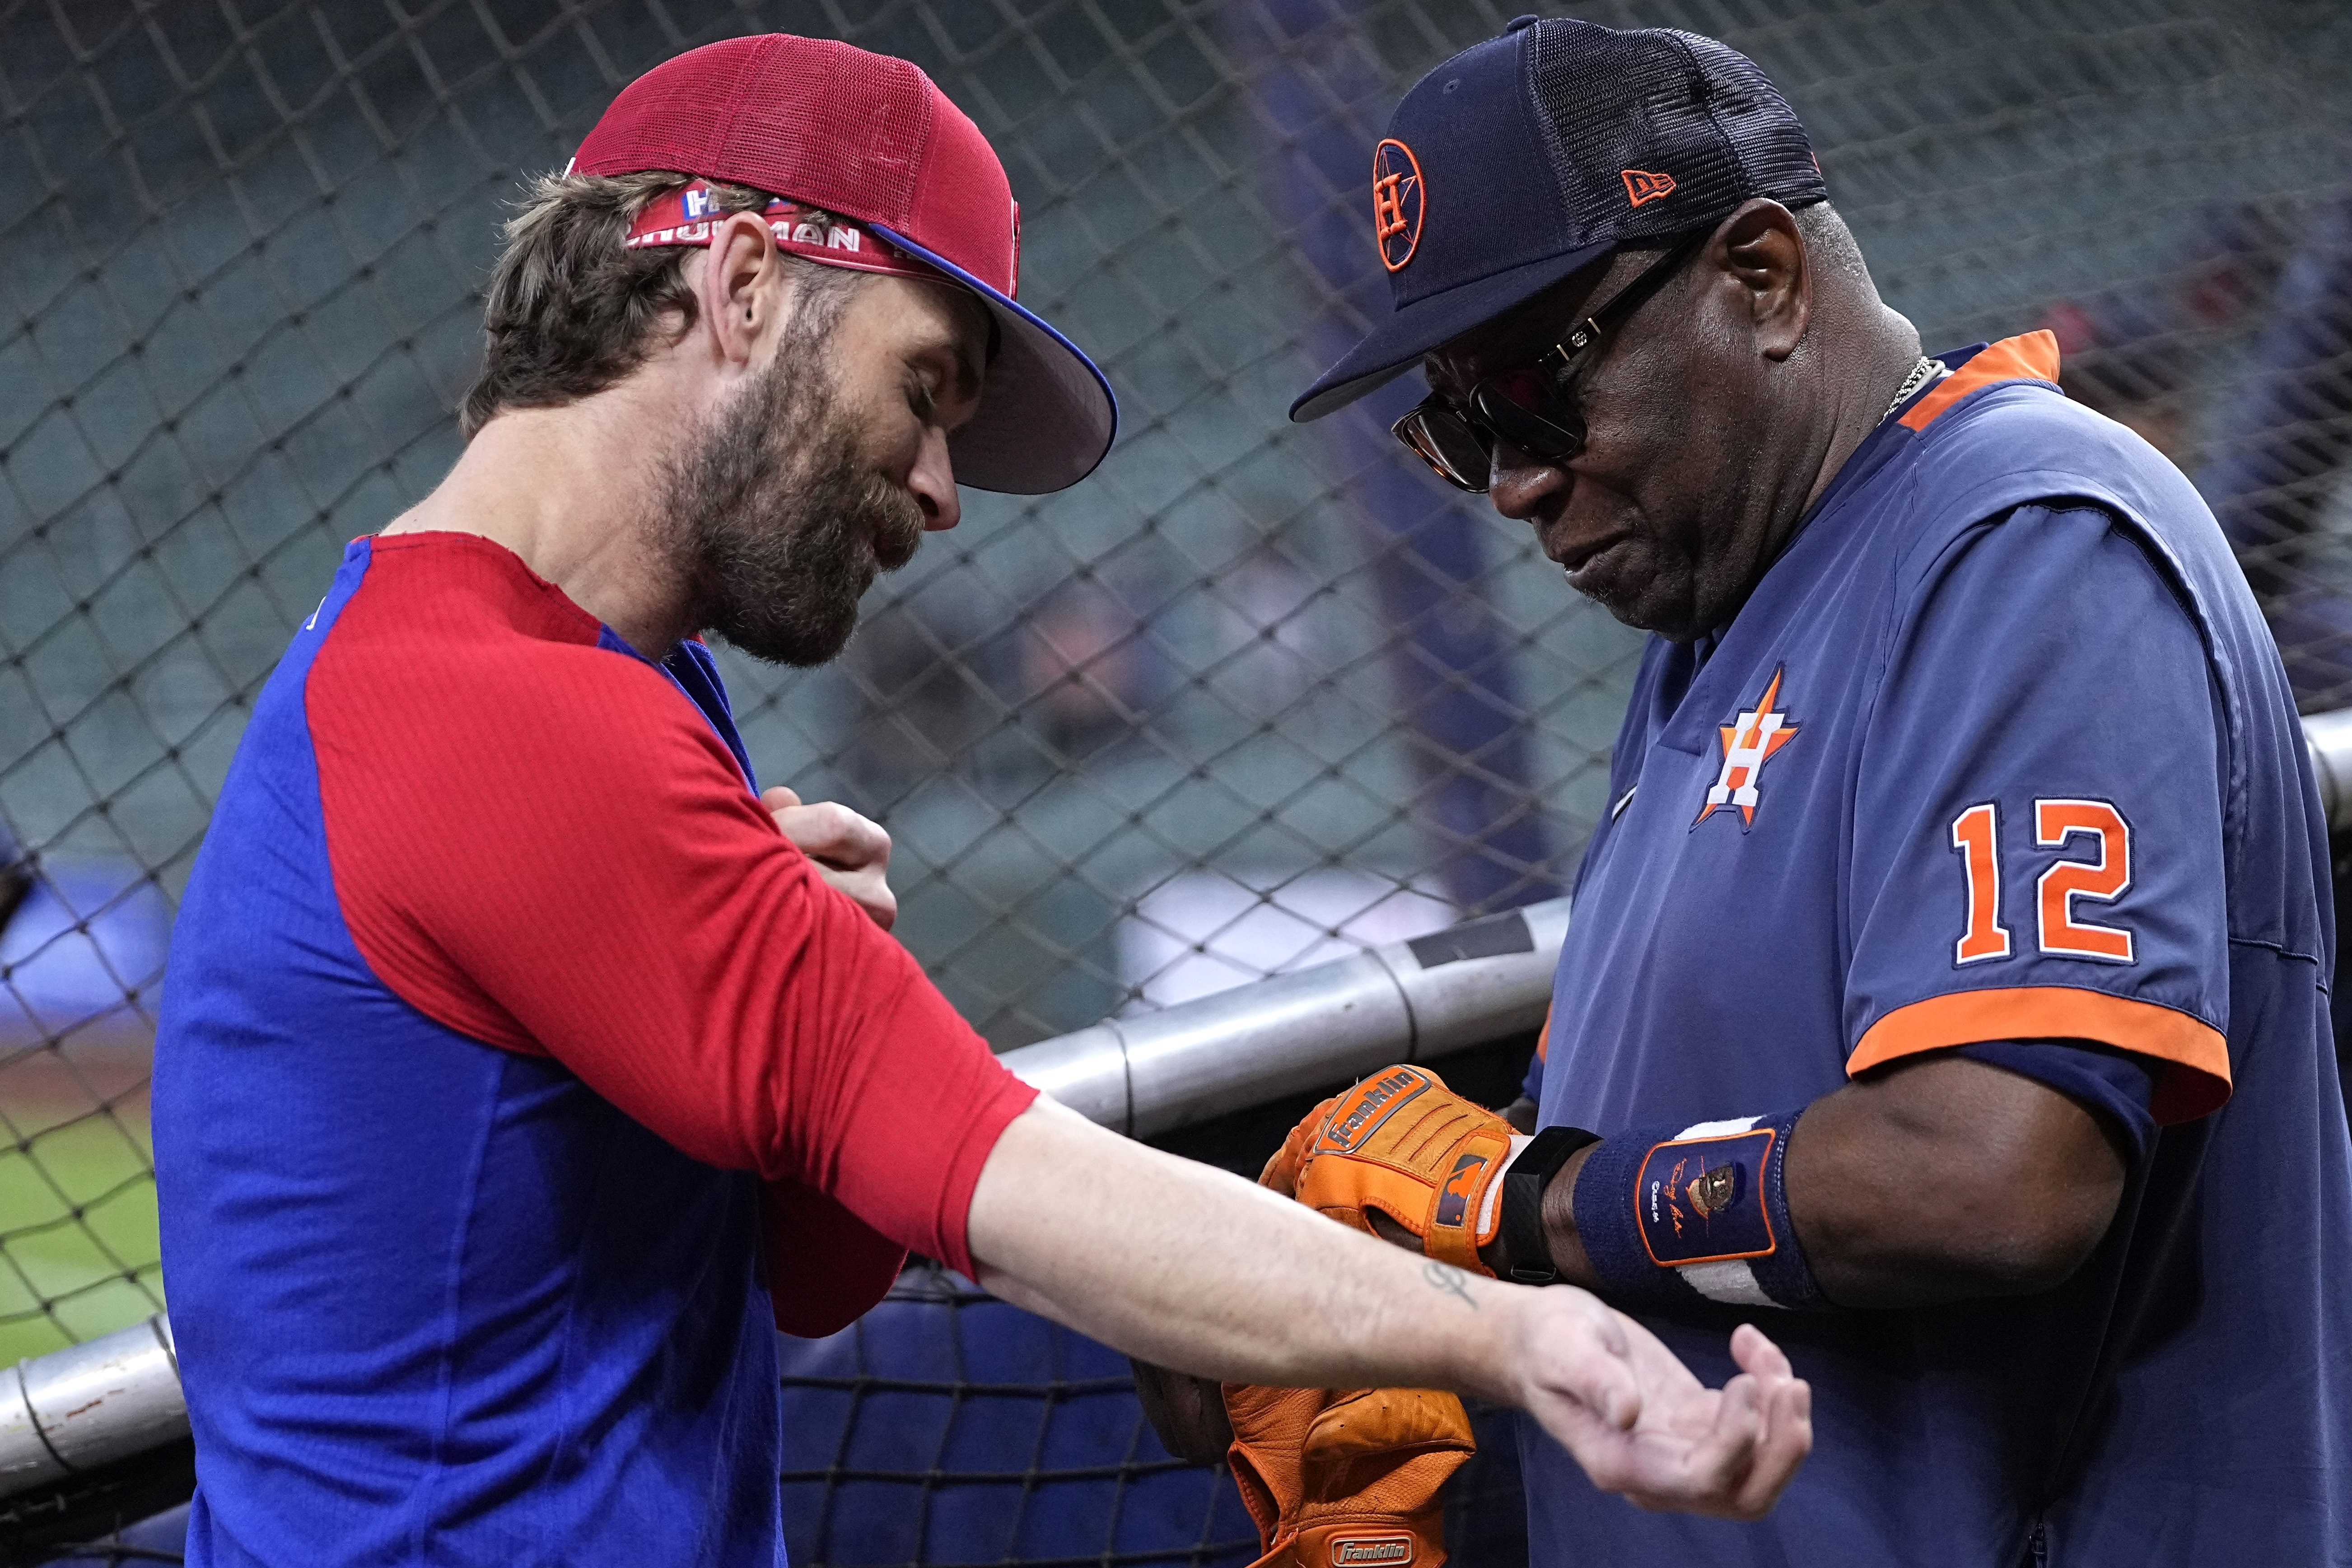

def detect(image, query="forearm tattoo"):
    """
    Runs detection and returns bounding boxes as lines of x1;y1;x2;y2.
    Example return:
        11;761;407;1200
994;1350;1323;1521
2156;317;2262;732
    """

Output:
1423;1260;1478;1309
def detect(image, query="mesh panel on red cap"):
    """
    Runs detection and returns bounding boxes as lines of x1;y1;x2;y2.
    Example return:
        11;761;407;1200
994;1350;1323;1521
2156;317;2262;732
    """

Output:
573;36;932;233
574;35;1020;298
720;38;932;231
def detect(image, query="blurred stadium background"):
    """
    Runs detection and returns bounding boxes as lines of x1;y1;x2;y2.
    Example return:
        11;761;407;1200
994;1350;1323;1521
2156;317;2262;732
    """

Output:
2;0;2349;1561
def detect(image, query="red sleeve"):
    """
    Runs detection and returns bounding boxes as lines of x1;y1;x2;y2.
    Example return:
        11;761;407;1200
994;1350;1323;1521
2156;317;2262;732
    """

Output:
762;1182;909;1337
307;542;1036;1285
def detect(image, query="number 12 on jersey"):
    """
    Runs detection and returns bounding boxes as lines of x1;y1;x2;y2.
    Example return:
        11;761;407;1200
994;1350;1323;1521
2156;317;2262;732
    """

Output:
1950;800;2134;966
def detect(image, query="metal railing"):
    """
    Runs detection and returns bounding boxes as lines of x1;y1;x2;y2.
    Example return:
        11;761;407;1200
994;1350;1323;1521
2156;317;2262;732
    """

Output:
11;676;2352;1524
0;891;1568;1510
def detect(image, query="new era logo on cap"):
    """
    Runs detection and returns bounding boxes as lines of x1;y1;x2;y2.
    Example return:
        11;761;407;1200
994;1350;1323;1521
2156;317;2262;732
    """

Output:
1622;168;1678;207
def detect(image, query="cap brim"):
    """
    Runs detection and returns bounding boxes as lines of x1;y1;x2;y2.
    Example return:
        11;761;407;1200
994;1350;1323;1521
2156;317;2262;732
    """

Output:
1289;239;1616;423
872;224;1118;495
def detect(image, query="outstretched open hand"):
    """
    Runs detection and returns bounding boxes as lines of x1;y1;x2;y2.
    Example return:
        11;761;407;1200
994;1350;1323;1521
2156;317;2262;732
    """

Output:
1511;1293;1810;1519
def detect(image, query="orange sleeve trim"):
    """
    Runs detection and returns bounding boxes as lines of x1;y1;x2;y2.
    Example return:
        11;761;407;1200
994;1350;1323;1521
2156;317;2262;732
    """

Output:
1848;985;2229;1125
1535;1004;1551;1062
1898;330;2063;433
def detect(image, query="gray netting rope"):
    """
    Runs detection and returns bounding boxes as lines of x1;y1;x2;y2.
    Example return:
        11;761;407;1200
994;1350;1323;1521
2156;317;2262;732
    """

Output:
3;0;2350;1562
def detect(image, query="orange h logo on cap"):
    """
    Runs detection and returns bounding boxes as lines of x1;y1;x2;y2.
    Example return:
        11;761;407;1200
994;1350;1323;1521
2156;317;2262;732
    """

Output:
1372;138;1425;272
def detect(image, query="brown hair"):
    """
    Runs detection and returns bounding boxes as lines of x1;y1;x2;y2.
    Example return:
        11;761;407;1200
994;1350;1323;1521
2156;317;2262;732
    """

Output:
459;170;859;437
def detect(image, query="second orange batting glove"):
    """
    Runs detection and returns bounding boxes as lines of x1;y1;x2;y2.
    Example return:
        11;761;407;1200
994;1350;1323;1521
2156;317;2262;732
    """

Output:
1222;1381;1473;1568
1290;1065;1517;1276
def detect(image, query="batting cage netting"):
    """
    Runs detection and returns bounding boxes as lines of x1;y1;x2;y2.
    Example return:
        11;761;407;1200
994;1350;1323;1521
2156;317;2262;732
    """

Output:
2;0;2349;1561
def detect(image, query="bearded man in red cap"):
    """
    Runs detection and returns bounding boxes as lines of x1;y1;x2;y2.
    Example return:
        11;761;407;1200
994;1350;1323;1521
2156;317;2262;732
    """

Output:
150;33;1810;1568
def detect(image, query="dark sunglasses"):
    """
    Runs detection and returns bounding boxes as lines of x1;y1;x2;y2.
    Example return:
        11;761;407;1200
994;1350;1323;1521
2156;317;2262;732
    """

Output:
1391;231;1709;493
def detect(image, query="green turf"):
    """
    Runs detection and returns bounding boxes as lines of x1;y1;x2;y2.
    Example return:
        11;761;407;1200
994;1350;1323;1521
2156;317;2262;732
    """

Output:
0;1109;165;1367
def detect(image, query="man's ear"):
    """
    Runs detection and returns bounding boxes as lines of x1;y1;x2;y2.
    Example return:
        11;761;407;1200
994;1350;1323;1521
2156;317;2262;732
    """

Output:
695;209;785;369
1714;199;1809;363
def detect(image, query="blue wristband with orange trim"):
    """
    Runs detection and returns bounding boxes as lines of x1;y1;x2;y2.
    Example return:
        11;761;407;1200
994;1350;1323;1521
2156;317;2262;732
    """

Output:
1570;1111;1826;1311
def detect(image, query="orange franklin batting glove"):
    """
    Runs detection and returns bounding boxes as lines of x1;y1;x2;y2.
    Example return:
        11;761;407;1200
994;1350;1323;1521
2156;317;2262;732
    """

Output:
1290;1065;1517;1276
1223;1073;1493;1565
1223;1381;1474;1568
1258;1092;1340;1197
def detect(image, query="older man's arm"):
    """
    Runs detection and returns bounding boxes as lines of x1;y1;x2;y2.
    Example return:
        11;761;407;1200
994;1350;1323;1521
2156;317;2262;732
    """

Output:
1520;1052;2132;1309
969;1095;1812;1520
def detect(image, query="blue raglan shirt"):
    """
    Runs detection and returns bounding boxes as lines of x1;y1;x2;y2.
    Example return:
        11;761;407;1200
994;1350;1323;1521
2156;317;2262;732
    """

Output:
154;543;785;1567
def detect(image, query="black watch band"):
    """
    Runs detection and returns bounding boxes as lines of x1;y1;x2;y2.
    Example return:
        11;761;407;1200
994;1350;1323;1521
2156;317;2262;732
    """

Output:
1501;1125;1601;1284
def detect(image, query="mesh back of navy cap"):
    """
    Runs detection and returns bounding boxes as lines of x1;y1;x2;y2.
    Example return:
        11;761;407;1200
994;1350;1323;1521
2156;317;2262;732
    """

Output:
1292;17;1828;421
1526;21;1825;244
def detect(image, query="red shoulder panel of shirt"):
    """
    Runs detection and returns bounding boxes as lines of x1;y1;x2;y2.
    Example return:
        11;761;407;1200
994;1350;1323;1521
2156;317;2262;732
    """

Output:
304;532;1034;1286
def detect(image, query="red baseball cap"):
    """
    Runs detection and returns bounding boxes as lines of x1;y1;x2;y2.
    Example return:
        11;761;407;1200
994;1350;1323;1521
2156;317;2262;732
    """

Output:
571;34;1117;495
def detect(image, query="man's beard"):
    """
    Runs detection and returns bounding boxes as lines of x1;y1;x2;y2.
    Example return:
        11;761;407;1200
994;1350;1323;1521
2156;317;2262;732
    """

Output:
660;335;927;667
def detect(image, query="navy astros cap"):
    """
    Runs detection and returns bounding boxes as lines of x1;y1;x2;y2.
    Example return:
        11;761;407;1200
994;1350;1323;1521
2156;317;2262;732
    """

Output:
1291;15;1828;422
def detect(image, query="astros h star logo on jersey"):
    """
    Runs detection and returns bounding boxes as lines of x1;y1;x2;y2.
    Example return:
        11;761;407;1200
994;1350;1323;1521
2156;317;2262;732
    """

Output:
1694;667;1798;829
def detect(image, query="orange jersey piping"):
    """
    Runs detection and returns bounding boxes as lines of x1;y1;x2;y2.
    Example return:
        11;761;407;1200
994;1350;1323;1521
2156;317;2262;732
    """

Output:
1848;985;2229;1125
1899;330;2063;433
